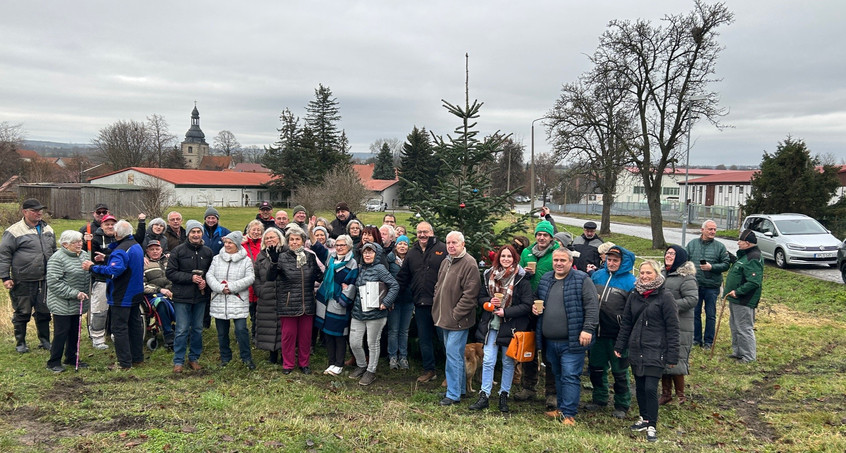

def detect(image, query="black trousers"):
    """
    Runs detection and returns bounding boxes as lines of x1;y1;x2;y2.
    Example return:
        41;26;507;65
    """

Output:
634;374;660;426
325;334;347;368
110;304;144;367
48;314;80;368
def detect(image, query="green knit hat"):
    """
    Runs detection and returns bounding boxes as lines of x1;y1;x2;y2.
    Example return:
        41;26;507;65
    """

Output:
534;220;554;237
292;205;306;216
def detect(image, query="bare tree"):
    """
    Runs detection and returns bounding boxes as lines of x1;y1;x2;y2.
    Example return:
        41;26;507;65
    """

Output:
147;114;176;167
534;152;560;204
591;1;734;248
548;74;633;235
0;121;24;183
137;178;174;219
292;166;369;214
241;145;265;164
92;119;151;170
213;130;241;156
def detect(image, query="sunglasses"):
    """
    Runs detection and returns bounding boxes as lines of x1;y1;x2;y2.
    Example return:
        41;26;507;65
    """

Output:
260;207;271;211
95;210;108;215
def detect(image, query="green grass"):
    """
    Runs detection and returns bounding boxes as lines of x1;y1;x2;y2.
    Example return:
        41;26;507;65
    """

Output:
1;208;845;451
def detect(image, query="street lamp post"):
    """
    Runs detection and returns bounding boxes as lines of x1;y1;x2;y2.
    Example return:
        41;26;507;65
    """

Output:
680;96;706;246
530;117;545;215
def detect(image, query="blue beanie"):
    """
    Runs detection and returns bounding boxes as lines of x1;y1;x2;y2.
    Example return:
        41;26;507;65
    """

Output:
396;235;410;245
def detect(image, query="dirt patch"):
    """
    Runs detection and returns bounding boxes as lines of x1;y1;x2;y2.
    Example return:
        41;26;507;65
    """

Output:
47;376;91;402
1;404;150;448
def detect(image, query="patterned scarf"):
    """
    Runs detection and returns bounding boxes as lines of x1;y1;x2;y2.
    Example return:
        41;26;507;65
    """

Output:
531;243;553;259
291;245;307;268
487;265;517;309
318;252;353;302
635;273;665;295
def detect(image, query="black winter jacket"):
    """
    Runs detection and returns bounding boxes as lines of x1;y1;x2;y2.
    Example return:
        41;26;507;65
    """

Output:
166;240;213;305
614;286;680;374
253;250;281;351
395;237;447;307
475;268;533;347
273;249;322;317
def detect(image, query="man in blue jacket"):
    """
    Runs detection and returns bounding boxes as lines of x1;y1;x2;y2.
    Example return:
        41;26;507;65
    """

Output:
83;220;145;370
587;246;636;418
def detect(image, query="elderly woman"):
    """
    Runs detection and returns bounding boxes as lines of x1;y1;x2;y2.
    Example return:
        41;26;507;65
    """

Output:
615;260;680;443
242;219;264;342
349;242;398;386
253;227;285;364
46;230;91;372
207;231;256;369
469;245;532;412
143;240;175;350
274;225;323;374
660;245;698;405
386;235;414;370
346;219;363;250
141;217;170;252
313;234;358;375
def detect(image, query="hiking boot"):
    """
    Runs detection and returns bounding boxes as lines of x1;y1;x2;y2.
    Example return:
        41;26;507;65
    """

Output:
439;397;459;406
545;395;557;411
399;357;409;370
498;392;510;413
468;392;489;411
38;338;51;350
544;409;562;419
562;416;576;426
646;426;658;442
349;366;367;379
188;361;202;371
512;388;536;401
173;364;183;373
584;402;606;412
389;357;398;370
612;409;628;419
630;417;649;432
359;371;376;386
417;369;437;383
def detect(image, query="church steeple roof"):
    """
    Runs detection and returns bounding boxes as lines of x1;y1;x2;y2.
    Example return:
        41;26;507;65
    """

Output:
183;103;207;144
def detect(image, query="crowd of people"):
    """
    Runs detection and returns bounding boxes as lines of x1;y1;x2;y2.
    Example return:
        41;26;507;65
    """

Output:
0;198;764;442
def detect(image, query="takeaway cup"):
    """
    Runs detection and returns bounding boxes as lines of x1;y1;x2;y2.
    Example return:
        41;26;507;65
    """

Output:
534;300;544;314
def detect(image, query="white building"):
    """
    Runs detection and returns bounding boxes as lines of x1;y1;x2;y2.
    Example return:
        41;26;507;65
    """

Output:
614;167;742;204
353;164;400;208
686;170;756;207
89;167;276;207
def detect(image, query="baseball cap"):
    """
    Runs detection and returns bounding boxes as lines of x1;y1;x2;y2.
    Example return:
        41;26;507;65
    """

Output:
101;214;118;223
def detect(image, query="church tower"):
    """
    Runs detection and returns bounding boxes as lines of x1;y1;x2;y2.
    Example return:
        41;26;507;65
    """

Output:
181;103;209;169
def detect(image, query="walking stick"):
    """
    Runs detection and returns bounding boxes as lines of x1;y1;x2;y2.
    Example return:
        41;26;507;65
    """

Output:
709;296;728;359
75;296;83;371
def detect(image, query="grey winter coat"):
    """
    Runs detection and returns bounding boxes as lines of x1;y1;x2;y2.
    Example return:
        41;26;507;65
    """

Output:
207;247;255;320
351;260;398;321
0;218;56;283
46;247;91;316
662;261;698;375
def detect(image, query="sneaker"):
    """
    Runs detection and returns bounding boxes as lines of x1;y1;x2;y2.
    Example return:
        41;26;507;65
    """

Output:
38;339;51;350
93;343;109;350
562;416;576;426
47;364;66;373
544;409;562;419
439;397;459;406
349;366;367;379
359;371;376;386
220;360;230;368
331;365;344;375
646;426;658;442
66;361;89;369
512;388;536;401
389;357;398;370
16;343;30;353
245;361;256;370
416;369;437;383
282;368;294;375
703;343;713;350
584;402;606;412
300;366;312;375
612;409;628;419
398;357;409;370
324;366;335;375
630;417;649;432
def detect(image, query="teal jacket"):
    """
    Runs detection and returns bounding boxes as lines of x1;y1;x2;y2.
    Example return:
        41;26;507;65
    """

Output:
685;237;731;289
723;246;763;309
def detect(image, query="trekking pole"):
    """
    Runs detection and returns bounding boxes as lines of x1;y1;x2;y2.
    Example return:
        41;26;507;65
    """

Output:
709;296;728;360
75;295;84;371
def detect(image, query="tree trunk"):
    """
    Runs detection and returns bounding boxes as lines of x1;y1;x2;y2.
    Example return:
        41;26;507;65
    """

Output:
600;194;613;236
646;188;666;249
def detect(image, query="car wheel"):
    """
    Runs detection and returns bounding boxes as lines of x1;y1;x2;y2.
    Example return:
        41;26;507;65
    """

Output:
774;249;788;269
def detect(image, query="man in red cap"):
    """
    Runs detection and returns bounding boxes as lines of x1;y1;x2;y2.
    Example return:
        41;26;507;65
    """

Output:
85;213;119;350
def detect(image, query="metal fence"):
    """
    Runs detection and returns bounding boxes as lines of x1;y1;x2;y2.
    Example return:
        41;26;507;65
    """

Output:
553;201;742;230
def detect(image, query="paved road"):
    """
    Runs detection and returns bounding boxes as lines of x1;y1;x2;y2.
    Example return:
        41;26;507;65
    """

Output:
516;204;842;283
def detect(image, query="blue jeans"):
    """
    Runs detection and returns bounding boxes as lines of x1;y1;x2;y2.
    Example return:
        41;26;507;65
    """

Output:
546;339;586;418
443;329;469;401
216;318;252;364
415;305;437;372
387;301;414;359
481;329;516;396
694;287;719;346
173;302;205;365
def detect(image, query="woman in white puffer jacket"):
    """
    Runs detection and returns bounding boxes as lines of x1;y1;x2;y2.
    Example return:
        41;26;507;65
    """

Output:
207;231;256;369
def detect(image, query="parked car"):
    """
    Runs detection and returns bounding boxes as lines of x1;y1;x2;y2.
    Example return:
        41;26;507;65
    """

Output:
837;241;846;283
365;198;385;212
513;195;530;203
741;213;840;269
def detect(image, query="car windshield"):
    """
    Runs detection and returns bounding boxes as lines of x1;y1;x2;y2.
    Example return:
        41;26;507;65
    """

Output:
774;219;828;235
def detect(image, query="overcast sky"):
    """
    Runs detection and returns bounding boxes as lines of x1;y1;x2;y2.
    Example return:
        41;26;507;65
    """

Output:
3;1;845;166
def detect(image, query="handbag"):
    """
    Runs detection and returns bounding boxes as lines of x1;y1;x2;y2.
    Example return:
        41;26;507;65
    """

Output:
506;330;536;362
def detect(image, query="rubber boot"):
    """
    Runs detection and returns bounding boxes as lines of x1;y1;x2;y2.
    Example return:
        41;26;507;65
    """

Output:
658;376;673;405
14;323;29;353
498;392;510;413
36;317;51;350
673;375;686;404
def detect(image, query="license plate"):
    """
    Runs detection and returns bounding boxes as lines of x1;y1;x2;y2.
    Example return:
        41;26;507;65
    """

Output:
814;253;835;258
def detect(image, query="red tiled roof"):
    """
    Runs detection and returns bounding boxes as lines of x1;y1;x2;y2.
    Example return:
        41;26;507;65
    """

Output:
625;166;744;176
90;167;275;186
198;155;232;171
230;163;271;173
353;164;398;192
687;170;758;184
15;149;40;160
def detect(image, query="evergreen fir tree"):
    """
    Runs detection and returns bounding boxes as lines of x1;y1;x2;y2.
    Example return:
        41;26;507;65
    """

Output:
263;108;318;199
398;126;436;205
305;84;351;174
405;77;530;256
373;142;396;180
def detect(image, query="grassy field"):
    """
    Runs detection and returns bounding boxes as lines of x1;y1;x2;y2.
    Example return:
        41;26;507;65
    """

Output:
1;208;845;452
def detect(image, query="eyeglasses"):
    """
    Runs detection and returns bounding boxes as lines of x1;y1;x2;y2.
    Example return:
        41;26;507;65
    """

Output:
95;210;108;215
336;243;349;248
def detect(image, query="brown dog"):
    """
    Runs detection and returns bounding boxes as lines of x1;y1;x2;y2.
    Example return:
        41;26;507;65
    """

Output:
464;343;484;393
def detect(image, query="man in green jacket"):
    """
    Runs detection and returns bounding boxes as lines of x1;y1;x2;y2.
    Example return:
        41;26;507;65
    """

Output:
724;229;763;364
686;219;731;349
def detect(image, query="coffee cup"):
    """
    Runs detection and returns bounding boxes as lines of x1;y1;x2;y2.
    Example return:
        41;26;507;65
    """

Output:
534;299;544;314
494;292;504;300
526;262;537;272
